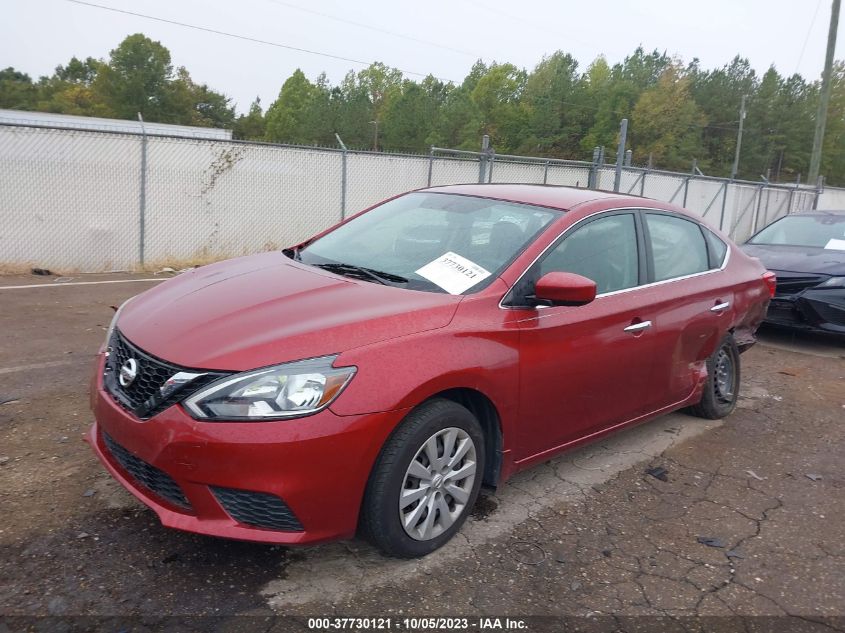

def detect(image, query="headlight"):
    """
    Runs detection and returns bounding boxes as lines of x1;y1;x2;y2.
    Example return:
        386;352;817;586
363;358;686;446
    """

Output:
183;356;356;421
818;276;845;288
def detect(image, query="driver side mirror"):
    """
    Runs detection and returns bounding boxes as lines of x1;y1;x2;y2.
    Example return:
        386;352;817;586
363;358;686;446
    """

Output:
532;272;597;307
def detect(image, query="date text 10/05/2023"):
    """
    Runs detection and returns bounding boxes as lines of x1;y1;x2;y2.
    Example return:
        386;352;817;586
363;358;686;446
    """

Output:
307;617;529;631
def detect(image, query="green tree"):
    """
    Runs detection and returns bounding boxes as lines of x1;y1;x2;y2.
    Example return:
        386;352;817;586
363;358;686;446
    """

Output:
631;65;706;170
430;86;480;149
357;62;403;149
54;57;100;85
579;49;672;162
615;47;672;91
163;67;234;128
93;33;174;120
42;84;111;117
776;74;815;182
820;61;845;184
688;56;757;175
334;70;373;148
740;67;787;180
470;62;527;152
234;97;266;140
30;56;108;116
381;81;426;151
519;51;582;155
579;57;618;155
0;67;37;109
265;69;318;143
5;37;845;183
300;73;341;146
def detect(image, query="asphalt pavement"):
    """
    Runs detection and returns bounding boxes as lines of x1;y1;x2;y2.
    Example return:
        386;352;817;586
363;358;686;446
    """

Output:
0;274;842;631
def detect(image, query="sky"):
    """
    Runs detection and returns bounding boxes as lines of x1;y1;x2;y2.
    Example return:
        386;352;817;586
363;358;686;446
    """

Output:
2;0;842;114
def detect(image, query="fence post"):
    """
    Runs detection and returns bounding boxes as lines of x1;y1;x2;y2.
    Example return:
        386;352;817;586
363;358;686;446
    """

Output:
137;113;147;269
427;146;434;187
787;175;799;215
614;118;628;193
335;133;348;219
341;150;347;219
763;189;772;226
478;135;490;184
640;168;647;197
597;146;605;189
589;147;600;189
752;185;764;234
543;160;549;185
488;151;495;183
719;180;729;231
813;175;824;210
682;159;697;207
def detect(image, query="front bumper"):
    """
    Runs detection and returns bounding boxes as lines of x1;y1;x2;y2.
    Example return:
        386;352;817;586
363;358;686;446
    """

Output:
88;355;407;544
766;289;845;334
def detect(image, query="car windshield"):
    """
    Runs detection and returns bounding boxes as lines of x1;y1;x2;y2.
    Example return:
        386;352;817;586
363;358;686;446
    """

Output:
296;192;558;294
748;214;845;248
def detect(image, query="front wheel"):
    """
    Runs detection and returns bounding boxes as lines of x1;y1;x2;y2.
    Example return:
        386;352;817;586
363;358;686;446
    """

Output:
360;399;485;558
688;333;741;420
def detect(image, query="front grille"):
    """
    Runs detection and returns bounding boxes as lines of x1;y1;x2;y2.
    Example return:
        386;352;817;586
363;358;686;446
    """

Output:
102;431;191;510
104;329;227;419
774;274;827;297
211;486;303;531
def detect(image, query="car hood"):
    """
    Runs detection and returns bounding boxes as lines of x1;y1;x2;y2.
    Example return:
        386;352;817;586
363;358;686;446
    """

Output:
741;243;845;276
117;252;462;371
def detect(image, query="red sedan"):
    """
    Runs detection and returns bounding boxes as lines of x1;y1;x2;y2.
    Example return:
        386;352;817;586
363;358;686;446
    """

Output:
88;185;775;557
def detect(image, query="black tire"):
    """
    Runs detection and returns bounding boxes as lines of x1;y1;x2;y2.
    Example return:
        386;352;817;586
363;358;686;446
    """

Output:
360;398;485;558
688;333;741;420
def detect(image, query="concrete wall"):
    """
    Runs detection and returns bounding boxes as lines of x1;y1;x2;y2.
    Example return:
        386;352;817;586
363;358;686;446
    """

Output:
818;186;845;210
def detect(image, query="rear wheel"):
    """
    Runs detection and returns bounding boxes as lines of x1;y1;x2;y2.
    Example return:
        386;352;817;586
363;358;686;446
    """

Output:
688;334;741;419
360;399;485;558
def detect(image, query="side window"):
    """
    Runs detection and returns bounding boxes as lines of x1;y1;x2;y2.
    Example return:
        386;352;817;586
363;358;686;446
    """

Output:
539;213;639;294
645;214;709;282
702;227;728;269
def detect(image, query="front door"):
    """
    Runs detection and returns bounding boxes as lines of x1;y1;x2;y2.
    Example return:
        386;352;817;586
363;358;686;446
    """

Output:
509;211;657;460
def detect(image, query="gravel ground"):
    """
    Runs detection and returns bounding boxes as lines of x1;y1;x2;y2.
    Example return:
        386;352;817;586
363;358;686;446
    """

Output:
0;273;843;632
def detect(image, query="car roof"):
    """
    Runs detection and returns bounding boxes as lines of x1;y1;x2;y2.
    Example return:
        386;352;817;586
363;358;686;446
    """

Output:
419;183;637;211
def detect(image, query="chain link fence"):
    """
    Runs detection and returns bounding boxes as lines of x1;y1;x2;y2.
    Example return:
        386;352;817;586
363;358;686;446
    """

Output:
0;122;837;272
143;136;343;267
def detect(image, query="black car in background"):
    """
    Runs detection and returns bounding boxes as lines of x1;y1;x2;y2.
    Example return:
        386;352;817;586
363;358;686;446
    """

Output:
741;211;845;334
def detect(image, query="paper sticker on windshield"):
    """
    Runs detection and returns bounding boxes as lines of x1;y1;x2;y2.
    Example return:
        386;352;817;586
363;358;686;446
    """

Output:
415;252;491;294
824;238;845;251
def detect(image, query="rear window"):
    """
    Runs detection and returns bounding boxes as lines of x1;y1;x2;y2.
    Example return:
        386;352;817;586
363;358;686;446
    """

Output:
703;228;728;268
645;214;709;282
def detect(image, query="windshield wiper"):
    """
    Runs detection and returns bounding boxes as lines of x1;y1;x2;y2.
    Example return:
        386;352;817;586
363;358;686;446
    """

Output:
314;263;408;286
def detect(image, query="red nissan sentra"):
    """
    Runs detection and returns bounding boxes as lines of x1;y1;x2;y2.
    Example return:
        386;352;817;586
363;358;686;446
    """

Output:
88;184;775;558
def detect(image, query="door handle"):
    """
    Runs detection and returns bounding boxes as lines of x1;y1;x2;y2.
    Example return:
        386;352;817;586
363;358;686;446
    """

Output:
623;320;652;333
710;301;731;313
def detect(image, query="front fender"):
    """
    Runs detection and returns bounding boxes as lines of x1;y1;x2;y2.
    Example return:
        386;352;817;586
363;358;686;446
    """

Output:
329;327;520;436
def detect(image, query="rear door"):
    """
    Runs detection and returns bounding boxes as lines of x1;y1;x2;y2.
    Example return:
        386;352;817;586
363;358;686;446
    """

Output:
510;211;658;460
641;212;735;407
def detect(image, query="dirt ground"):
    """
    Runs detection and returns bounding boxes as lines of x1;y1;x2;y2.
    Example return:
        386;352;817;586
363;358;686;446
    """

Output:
0;273;843;630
